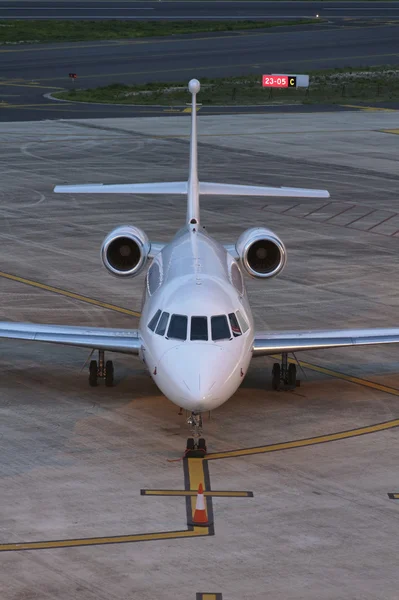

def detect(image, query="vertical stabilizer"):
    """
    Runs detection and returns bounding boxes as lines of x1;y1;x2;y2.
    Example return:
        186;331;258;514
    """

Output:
187;79;200;226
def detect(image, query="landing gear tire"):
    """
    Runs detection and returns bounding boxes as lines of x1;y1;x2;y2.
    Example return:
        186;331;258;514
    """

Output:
105;360;114;387
198;438;207;452
186;438;195;451
287;363;297;388
272;363;281;390
89;360;98;387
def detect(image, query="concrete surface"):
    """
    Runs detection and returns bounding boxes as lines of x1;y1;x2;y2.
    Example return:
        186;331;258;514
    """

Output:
0;110;399;599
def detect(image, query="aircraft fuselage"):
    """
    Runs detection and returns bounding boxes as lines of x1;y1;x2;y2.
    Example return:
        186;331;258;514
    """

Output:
139;226;254;413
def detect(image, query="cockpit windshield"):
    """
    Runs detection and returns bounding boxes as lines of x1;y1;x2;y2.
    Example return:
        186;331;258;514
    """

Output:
190;316;208;341
167;314;188;341
211;315;231;341
148;310;249;341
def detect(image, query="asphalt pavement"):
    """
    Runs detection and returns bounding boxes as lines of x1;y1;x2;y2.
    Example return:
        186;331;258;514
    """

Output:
1;0;399;20
1;19;399;120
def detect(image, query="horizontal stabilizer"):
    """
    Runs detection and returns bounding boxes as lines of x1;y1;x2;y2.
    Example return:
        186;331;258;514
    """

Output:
199;182;330;198
54;181;329;199
54;182;188;195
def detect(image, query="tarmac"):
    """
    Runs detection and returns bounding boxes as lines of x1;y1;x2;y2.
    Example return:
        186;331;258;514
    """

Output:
1;109;399;599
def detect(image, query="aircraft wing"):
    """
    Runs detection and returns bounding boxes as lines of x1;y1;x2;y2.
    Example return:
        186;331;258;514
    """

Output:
252;327;399;356
0;322;141;354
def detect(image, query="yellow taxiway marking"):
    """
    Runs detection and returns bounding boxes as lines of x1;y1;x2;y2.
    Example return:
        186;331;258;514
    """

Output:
340;104;397;112
0;82;64;90
29;51;399;85
0;271;140;318
388;493;399;500
382;129;399;135
141;489;253;497
197;594;223;600
0;454;213;552
183;106;202;113
187;458;207;523
207;418;399;461
280;355;399;398
0;528;209;552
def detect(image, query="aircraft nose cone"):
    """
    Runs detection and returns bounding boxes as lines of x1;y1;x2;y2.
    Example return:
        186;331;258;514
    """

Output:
158;344;233;411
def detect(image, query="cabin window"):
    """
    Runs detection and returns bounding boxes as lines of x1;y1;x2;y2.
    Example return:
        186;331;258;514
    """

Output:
228;312;242;337
236;310;249;333
147;261;161;296
230;262;244;296
155;311;170;336
148;309;162;332
190;316;208;341
167;314;188;341
211;315;231;341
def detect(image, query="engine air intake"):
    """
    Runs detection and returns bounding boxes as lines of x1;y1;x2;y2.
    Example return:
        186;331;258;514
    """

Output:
101;225;150;278
236;227;286;279
107;237;141;272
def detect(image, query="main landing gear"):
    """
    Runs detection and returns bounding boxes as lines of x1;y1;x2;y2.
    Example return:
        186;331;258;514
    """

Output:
186;412;207;457
271;352;300;391
89;350;114;387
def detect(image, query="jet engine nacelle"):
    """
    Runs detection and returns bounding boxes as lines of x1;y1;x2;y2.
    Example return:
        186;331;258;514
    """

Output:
101;225;150;278
236;227;287;279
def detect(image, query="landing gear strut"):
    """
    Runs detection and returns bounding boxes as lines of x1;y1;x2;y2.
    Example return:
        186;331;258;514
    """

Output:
186;412;207;457
89;350;114;387
271;352;299;391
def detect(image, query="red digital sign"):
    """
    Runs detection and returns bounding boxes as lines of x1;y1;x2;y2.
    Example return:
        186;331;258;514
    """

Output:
262;75;288;88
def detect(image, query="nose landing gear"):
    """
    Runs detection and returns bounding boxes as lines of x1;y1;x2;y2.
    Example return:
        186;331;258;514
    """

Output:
89;350;114;387
186;412;207;457
271;352;299;391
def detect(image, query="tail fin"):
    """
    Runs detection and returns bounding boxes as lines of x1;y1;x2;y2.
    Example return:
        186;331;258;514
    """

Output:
187;79;200;225
54;78;330;214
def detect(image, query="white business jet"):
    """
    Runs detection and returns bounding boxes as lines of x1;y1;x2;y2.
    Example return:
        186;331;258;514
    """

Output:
2;79;399;454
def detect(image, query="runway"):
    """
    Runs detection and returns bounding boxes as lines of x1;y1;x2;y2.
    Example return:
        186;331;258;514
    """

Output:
1;19;399;121
1;0;399;20
1;110;399;598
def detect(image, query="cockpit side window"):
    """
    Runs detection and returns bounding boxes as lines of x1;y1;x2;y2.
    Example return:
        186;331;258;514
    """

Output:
155;311;170;336
190;316;208;341
211;315;231;341
236;310;249;333
148;309;162;332
167;314;188;341
228;312;242;337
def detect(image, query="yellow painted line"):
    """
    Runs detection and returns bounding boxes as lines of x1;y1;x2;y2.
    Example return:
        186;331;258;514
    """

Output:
187;458;210;527
141;489;253;497
183;106;202;113
0;82;64;90
282;355;399;397
32;51;399;84
0;103;66;108
152;128;372;140
0;271;140;318
198;594;222;600
340;104;397;112
388;493;399;499
207;418;399;461
382;129;399;135
0;528;209;552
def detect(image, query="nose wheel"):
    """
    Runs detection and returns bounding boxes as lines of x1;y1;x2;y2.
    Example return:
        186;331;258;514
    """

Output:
272;353;299;390
186;413;207;457
89;350;114;387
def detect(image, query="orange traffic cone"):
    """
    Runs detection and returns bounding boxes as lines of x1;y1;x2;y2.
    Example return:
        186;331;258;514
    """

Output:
189;483;212;527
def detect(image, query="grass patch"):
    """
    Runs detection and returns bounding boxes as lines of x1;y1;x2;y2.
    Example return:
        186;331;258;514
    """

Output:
0;19;320;44
55;66;399;107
